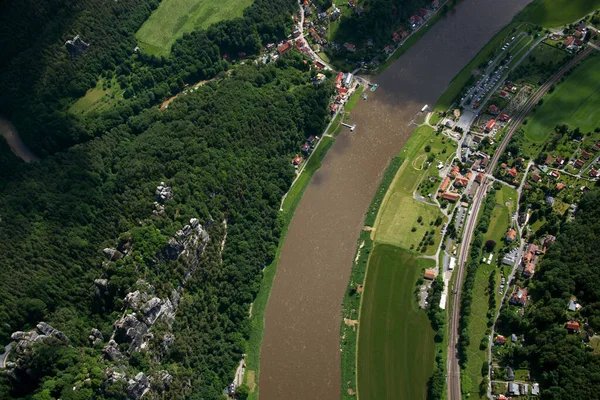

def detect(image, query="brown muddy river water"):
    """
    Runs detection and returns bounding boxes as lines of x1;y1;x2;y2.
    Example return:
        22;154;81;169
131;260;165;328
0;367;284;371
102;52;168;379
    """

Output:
0;117;39;162
260;0;531;398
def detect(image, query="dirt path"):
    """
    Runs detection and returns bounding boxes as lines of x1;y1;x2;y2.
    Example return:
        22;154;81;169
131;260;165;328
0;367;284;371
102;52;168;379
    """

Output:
259;1;531;399
0;117;39;162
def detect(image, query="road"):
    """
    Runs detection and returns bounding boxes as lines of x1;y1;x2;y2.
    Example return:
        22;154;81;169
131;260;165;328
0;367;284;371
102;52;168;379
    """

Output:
295;0;332;70
446;39;600;400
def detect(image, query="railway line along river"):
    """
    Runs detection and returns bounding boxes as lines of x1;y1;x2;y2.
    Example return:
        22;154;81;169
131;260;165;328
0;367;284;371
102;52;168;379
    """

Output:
260;0;531;398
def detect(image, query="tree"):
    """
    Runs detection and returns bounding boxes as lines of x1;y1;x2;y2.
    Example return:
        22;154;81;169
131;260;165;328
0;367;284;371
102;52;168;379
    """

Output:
236;384;250;400
485;240;496;252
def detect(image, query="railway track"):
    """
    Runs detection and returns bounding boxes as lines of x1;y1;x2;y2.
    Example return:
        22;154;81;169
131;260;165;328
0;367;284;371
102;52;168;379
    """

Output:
446;40;598;400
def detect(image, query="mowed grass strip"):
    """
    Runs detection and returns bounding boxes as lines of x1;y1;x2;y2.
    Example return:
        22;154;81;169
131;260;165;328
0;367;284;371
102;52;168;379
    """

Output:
524;55;600;142
374;125;450;254
357;244;435;400
516;0;600;27
135;0;254;56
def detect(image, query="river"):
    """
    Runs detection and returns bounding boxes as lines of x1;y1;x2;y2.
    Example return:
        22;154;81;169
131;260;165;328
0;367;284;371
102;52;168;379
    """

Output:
0;117;39;163
259;0;531;399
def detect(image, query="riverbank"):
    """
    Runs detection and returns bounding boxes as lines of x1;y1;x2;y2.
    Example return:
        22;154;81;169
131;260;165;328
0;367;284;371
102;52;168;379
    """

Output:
259;0;531;399
0;117;39;163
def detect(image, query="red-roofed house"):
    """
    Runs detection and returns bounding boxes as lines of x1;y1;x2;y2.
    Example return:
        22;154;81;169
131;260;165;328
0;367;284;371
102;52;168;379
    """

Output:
418;8;429;18
582;151;591;160
401;30;409;39
335;72;344;84
566;320;580;333
556;183;565;190
450;165;460;178
574;159;584;169
455;176;469;187
301;142;310;153
494;335;507;345
315;61;325;70
499;113;510;122
485;119;496;132
440;176;451;192
424;269;436;280
506;228;516;243
475;172;484;184
565;36;575;46
277;41;292;55
293;156;303;166
590;169;599;178
432;0;439;8
510;286;527;306
488;104;499;114
532;173;541;182
501;163;507;169
550;170;561;179
392;31;401;43
523;262;535;278
344;43;356;52
507;167;518;178
499;90;509;99
545;154;554;165
442;192;460;202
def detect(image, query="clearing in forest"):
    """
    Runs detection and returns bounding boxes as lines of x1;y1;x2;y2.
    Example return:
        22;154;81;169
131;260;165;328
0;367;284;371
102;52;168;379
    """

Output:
357;245;435;400
523;55;600;143
135;0;254;56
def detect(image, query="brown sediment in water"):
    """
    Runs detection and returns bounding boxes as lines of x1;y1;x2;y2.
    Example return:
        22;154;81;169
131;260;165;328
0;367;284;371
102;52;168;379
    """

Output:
260;1;531;399
0;117;39;163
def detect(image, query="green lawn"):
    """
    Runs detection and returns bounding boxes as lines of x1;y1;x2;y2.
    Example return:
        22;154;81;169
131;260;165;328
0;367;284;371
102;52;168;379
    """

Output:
69;78;124;115
523;55;600;143
244;136;334;399
357;244;435;400
516;0;600;27
374;126;449;254
135;0;254;56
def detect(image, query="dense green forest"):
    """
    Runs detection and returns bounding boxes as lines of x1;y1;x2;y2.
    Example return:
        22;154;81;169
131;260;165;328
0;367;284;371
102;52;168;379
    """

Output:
0;0;297;154
496;191;600;399
0;0;334;398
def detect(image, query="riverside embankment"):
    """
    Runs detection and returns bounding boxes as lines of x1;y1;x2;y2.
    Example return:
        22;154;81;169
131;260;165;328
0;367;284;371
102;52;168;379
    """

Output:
259;1;531;399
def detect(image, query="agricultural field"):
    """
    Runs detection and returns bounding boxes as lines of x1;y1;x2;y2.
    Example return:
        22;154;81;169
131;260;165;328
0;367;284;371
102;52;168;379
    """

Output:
135;0;254;56
69;78;124;115
523;55;600;143
373;126;454;254
463;186;516;398
357;245;435;400
516;0;600;27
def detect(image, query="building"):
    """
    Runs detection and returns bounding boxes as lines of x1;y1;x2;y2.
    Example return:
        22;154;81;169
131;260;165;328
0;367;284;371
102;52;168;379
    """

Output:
344;43;356;52
531;383;540;396
508;382;520;396
568;299;581;312
451;165;460;177
506;229;516;243
582;150;591;160
432;0;439;8
511;333;518;343
590;169;599;178
475;172;484;184
532;173;541;182
424;269;436;280
488;104;499;114
506;367;515;381
455;176;469;187
485;119;496;132
494;335;507;345
556;183;565;190
301;142;310;153
510;286;527;306
440;176;451;192
292;156;303;166
507;167;518;178
343;73;354;88
277;41;292;55
448;257;456;271
65;35;89;56
566;320;580;333
442;192;460;202
523;262;534;278
574;159;584;169
549;170;560;179
565;36;575;46
499;113;510;122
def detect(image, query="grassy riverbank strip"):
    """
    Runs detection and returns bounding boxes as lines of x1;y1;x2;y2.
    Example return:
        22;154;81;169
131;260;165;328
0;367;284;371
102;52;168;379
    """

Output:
245;136;335;398
363;156;404;226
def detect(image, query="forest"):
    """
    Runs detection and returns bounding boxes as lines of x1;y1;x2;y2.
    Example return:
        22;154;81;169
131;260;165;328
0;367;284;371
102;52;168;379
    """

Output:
496;191;600;399
0;0;334;398
0;0;297;154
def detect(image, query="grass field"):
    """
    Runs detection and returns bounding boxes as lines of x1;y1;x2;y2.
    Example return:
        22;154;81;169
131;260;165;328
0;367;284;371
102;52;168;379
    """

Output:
244;136;335;399
463;185;516;398
516;0;600;27
523;55;600;143
357;244;435;400
135;0;253;56
69;78;124;115
373;126;452;254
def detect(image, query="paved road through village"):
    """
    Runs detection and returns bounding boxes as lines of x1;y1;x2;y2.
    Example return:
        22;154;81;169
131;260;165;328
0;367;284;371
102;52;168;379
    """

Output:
260;1;531;399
